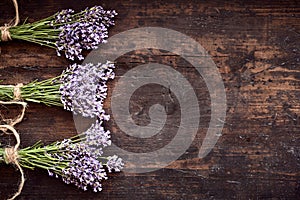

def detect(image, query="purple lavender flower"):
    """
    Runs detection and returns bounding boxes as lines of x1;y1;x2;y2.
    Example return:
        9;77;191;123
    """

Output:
59;61;115;119
83;6;117;27
52;6;117;60
106;155;124;173
61;143;108;192
53;9;74;24
83;120;112;157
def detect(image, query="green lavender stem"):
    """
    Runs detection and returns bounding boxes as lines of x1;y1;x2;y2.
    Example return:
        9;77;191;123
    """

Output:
0;142;67;174
1;14;57;45
0;76;62;106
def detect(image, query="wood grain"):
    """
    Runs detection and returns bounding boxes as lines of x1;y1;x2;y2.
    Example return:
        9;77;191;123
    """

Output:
0;0;300;199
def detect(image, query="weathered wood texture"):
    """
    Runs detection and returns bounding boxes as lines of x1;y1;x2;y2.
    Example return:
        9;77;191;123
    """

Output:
0;0;300;199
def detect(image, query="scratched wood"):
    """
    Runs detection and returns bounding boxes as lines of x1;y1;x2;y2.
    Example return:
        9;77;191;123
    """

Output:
0;0;300;199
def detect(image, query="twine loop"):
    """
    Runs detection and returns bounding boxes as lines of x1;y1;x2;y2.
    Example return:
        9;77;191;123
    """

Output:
0;101;27;128
0;0;20;42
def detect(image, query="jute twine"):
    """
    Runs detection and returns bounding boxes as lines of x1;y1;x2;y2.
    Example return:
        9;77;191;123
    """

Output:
1;125;24;200
0;101;27;200
0;0;20;41
13;83;23;101
0;1;26;198
0;101;27;127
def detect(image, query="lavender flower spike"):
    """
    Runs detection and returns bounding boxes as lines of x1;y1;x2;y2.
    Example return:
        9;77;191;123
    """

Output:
84;120;112;157
60;61;115;119
61;143;108;192
53;6;117;60
106;155;124;173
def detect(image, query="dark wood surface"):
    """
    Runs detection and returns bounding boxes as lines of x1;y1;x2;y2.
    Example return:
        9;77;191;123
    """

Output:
0;0;300;199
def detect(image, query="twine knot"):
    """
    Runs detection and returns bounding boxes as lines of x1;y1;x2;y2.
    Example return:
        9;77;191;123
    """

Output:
0;25;12;41
4;147;18;164
13;83;23;100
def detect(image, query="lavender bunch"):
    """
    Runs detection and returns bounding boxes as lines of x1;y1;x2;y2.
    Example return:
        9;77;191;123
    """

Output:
0;62;115;119
1;6;117;60
0;120;124;192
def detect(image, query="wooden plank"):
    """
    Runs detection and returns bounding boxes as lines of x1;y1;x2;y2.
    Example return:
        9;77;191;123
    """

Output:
0;0;299;199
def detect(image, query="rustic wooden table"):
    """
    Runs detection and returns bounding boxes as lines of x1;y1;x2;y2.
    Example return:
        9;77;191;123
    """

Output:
0;0;299;199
